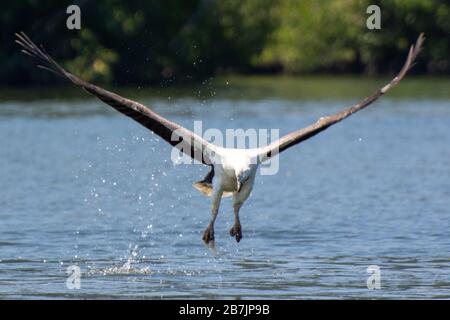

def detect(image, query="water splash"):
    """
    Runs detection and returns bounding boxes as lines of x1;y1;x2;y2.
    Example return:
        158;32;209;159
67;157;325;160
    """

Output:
85;244;152;276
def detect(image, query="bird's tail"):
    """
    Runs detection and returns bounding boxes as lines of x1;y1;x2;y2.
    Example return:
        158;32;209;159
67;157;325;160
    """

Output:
192;167;232;198
192;181;233;198
193;181;214;197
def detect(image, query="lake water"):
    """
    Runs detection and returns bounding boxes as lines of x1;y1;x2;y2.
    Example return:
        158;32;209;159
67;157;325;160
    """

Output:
0;77;449;299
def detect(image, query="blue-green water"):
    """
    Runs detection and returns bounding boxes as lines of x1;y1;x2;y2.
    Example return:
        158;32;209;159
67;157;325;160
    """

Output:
0;78;449;299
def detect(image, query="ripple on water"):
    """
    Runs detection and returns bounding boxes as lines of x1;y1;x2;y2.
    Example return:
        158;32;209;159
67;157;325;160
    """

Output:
1;98;449;298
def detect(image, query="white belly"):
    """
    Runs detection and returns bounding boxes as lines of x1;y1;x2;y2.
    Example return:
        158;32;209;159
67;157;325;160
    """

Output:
213;148;259;193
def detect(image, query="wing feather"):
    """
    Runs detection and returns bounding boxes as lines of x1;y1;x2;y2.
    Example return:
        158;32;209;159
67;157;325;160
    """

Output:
15;32;214;165
258;33;425;161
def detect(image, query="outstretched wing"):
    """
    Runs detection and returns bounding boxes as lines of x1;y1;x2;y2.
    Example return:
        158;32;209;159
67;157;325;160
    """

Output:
15;32;215;165
258;33;425;162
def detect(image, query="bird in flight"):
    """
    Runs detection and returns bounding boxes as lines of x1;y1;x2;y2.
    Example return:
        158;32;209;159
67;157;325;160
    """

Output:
16;32;424;246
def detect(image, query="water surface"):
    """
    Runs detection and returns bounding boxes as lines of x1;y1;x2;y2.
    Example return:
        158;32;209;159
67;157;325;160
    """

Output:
0;77;449;299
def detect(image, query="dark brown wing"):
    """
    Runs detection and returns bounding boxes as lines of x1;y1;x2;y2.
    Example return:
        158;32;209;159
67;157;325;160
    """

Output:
258;33;425;161
15;32;214;165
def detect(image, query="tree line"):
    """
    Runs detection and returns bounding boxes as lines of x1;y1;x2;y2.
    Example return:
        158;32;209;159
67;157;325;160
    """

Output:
1;0;448;86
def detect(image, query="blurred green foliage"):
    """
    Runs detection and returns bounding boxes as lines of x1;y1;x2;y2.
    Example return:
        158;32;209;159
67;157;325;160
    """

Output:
258;0;449;74
1;0;448;85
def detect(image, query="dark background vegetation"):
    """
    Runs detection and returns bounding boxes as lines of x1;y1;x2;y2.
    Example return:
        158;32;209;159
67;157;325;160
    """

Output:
1;0;449;86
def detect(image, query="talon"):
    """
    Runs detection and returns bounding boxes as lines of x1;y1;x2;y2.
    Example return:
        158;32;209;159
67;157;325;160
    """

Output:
203;226;215;244
229;224;242;243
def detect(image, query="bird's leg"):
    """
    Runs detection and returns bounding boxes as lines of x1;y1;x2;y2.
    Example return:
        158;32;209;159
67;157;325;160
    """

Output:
229;175;254;243
203;188;223;245
229;203;243;242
